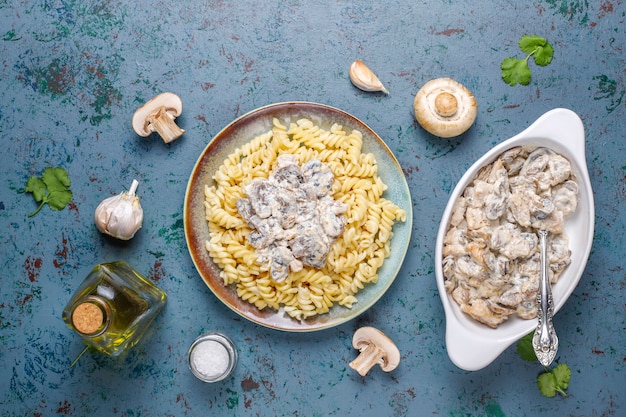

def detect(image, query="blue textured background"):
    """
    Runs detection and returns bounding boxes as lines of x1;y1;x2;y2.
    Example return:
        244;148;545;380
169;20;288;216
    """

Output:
1;1;624;416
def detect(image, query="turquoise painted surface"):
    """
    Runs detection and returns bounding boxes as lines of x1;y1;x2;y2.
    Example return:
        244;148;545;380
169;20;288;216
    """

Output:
1;0;624;416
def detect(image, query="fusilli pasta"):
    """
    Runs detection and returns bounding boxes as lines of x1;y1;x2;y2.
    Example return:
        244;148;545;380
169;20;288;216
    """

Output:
204;117;406;320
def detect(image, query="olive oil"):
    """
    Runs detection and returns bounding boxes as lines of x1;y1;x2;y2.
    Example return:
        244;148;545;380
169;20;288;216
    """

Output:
62;261;167;357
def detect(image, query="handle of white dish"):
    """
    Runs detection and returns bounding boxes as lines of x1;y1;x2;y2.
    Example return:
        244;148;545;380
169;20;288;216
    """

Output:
530;108;586;155
444;315;515;371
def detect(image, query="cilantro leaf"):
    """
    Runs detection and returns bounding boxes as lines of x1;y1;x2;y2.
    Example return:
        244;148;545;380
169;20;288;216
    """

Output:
519;35;554;66
533;42;554;66
501;57;532;86
42;167;71;192
552;363;571;391
501;35;554;86
537;371;558;397
25;167;73;216
518;35;548;54
516;333;538;362
537;363;571;398
25;177;47;202
47;189;73;210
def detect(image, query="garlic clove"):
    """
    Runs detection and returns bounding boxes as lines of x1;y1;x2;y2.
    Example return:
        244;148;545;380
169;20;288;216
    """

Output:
349;59;389;94
94;179;144;240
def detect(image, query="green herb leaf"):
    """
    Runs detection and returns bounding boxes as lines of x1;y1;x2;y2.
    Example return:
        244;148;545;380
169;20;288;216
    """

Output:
25;177;47;202
537;363;572;398
501;35;554;86
25;167;73;217
533;43;554;66
552;363;571;391
518;35;548;54
42;167;72;192
501;57;532;86
47;189;74;210
537;371;558;397
516;333;538;362
519;35;554;66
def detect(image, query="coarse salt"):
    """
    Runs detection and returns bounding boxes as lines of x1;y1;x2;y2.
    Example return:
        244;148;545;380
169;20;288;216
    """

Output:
191;339;230;379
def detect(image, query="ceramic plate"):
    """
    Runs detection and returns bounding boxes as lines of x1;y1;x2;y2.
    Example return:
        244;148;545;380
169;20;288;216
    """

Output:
435;108;595;370
184;102;412;332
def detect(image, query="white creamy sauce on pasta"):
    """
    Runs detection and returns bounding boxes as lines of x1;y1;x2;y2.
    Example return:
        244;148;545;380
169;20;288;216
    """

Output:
204;117;407;320
236;154;347;282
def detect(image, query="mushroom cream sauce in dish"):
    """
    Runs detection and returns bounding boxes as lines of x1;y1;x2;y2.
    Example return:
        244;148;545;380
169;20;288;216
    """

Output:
185;102;412;332
435;108;594;371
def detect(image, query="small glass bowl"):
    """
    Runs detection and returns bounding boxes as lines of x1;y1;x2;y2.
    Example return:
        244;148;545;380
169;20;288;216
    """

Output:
188;332;237;382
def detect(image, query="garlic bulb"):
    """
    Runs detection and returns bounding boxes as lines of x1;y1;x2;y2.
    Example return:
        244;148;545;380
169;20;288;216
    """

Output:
349;59;389;94
94;179;144;240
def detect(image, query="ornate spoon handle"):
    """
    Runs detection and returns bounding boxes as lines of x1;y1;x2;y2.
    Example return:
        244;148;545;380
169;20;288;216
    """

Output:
532;230;559;366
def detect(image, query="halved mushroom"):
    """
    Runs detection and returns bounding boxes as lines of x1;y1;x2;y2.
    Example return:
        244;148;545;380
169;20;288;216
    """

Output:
132;92;185;143
349;326;400;376
413;78;477;138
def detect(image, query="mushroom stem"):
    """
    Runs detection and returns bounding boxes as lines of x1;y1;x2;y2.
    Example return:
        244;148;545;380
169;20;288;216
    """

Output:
434;92;458;117
349;342;387;376
147;107;185;143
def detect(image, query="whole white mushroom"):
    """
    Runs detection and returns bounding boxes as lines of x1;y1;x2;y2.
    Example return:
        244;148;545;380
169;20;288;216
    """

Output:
413;78;477;138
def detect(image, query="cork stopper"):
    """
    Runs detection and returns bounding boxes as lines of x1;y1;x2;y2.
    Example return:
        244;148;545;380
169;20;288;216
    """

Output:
72;301;105;335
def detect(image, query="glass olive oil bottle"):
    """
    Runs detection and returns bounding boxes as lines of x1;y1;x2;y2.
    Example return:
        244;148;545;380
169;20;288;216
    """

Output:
62;261;167;357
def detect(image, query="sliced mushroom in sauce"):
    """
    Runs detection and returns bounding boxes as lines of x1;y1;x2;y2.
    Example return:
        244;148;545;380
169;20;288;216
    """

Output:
237;156;347;281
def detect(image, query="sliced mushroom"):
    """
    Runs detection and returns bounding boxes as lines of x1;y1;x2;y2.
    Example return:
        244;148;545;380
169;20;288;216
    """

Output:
413;78;477;138
349;326;400;376
132;92;185;143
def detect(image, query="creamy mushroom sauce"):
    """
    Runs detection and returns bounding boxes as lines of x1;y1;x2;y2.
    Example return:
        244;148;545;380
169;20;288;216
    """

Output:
442;146;579;328
236;154;347;282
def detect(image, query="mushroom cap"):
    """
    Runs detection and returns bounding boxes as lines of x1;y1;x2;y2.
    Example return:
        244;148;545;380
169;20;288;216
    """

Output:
413;78;477;138
132;92;183;137
352;326;400;372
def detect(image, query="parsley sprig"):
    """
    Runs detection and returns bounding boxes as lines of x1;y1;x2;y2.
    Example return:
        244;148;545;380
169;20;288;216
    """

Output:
501;35;554;86
517;333;572;398
25;167;73;217
537;363;572;398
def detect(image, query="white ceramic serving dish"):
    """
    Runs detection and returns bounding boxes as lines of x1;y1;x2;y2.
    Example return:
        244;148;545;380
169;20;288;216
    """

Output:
434;108;595;371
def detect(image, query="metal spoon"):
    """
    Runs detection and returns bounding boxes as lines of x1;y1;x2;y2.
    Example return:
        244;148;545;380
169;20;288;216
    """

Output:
532;230;559;366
